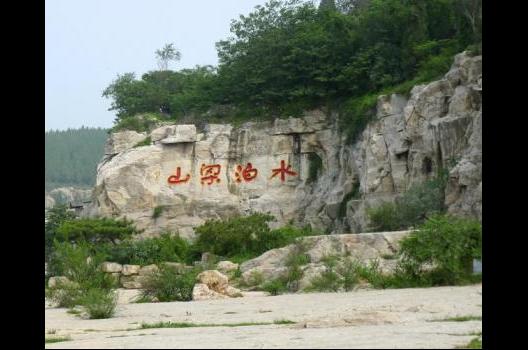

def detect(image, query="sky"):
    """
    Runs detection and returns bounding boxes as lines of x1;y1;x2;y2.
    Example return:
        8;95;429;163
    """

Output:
45;0;274;131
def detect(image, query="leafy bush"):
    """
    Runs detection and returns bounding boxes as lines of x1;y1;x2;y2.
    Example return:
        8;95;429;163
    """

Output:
398;214;482;285
110;113;162;133
134;136;152;148
262;279;288;296
367;173;447;231
140;266;199;302
99;233;190;266
79;288;118;319
46;242;118;309
193;214;316;261
337;258;360;291
308;269;342;292
45;205;76;265
55;217;140;244
45;282;82;308
152;205;165;218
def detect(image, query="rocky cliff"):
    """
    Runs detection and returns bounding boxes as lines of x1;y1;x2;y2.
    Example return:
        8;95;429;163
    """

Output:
87;51;481;239
45;187;93;209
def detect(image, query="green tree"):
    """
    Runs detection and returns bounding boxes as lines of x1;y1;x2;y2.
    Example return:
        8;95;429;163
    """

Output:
319;0;337;12
45;205;76;262
155;43;181;71
56;217;140;245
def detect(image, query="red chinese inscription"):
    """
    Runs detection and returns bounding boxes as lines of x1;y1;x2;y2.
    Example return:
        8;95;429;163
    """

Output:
201;164;222;185
235;163;258;183
271;160;297;182
168;167;190;184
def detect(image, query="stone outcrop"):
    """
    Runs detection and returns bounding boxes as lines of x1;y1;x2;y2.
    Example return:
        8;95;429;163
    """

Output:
45;187;93;209
88;51;481;237
240;231;410;284
216;261;239;273
192;270;243;300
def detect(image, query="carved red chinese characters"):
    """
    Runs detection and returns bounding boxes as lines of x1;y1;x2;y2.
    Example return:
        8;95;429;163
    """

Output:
235;163;258;183
201;164;222;185
168;167;190;184
271;160;297;182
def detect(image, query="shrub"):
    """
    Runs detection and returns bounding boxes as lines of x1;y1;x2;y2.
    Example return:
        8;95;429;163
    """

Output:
367;173;447;231
354;259;393;289
308;269;342;292
47;241;116;290
140;266;199;302
262;279;288;296
110;113;162;133
193;214;316;261
46;283;82;308
134;136;152;148
55;217;140;245
99;233;190;266
45;205;76;266
398;214;482;285
152;205;165;219
245;270;264;288
79;288;118;319
337;258;360;291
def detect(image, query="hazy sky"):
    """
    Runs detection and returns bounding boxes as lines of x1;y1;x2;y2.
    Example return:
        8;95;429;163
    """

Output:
45;0;274;131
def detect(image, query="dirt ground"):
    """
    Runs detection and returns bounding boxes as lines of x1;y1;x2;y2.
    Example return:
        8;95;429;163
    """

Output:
45;284;482;349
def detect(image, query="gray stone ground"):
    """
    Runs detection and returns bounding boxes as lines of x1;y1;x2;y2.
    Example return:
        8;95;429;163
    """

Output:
45;284;482;349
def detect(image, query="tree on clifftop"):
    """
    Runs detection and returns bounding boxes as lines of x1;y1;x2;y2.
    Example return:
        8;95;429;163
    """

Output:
319;0;337;12
155;43;181;71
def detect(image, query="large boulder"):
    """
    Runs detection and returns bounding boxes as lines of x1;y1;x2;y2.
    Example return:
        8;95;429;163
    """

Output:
104;130;147;155
192;283;228;301
122;264;141;276
101;262;123;273
216;261;239;273
193;270;243;300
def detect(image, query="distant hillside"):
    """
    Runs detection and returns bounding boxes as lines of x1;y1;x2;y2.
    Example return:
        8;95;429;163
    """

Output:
45;127;108;191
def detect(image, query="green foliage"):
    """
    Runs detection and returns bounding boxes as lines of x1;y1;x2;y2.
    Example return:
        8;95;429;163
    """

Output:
367;172;447;231
45;127;108;190
46;241;118;310
308;268;342;292
193;214;316;261
99;233;190;266
45;282;83;308
103;0;480;136
338;258;360;291
134;136;152;148
262;279;289;296
140;266;199;302
110;113;162;133
306;256;359;292
45;205;76;264
79;288;118;319
398;214;482;285
155;43;181;71
55;217;140;245
48;241;116;290
152;205;165;218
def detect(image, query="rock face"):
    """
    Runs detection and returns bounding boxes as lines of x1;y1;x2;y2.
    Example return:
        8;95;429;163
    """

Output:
45;187;93;209
88;51;481;237
240;231;410;284
193;270;242;300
